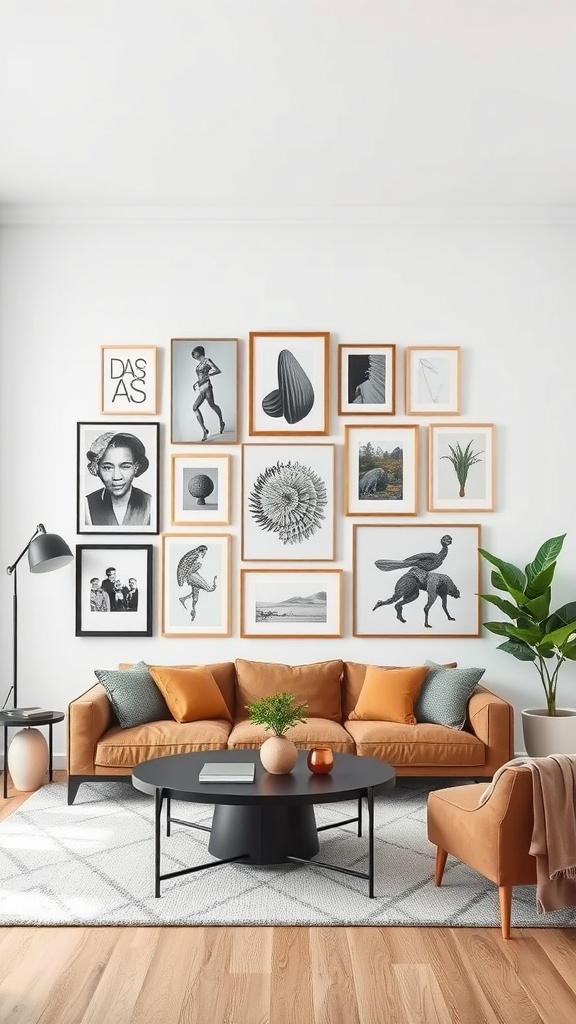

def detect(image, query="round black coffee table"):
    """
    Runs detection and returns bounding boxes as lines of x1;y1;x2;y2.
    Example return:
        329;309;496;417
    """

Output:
132;749;395;898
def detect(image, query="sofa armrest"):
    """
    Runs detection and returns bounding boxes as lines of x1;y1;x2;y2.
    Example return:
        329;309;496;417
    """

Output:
466;685;514;775
67;683;113;775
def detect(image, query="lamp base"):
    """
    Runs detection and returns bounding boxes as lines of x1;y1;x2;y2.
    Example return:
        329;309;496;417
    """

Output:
7;728;49;792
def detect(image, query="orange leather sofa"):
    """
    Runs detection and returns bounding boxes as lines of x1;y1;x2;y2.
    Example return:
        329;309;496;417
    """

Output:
67;658;514;804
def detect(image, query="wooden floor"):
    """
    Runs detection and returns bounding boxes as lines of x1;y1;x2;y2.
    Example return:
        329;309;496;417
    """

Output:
1;774;576;1024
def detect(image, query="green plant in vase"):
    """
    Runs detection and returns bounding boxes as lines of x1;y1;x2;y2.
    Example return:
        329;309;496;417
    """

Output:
247;692;308;774
479;533;576;716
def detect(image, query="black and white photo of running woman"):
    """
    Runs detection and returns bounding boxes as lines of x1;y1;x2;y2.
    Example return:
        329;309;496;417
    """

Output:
171;338;238;444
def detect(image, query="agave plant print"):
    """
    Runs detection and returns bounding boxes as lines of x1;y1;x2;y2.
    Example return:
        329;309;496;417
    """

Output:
429;424;495;512
242;444;335;560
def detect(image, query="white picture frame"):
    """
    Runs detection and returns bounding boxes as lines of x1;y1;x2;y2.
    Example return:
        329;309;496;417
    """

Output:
338;343;396;415
241;569;343;638
100;345;158;416
161;533;231;637
344;425;418;516
405;346;461;415
171;453;231;526
429;424;495;512
242;443;335;560
249;331;329;436
353;523;481;637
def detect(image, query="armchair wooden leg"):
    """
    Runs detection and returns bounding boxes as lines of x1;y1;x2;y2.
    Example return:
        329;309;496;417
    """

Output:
498;885;512;939
434;847;448;886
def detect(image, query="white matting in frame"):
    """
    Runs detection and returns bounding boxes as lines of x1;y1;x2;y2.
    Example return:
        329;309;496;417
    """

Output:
171;453;231;525
405;346;461;415
345;425;418;516
242;444;335;560
353;523;481;637
100;346;158;415
249;332;329;435
429;424;495;512
77;421;159;535
171;338;238;444
75;544;152;637
338;344;396;415
162;533;231;637
241;570;343;638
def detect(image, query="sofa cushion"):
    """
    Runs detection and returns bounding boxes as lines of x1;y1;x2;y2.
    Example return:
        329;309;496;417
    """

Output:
342;660;457;719
120;661;236;720
344;720;485;767
234;658;343;723
227;718;354;754
148;665;232;724
95;718;232;768
349;665;428;725
416;661;486;729
94;661;171;729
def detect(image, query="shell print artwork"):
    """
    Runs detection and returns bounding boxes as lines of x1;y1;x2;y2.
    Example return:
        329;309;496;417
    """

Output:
248;460;327;545
262;349;315;425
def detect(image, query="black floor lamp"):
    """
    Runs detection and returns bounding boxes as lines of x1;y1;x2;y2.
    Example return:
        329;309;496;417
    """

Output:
5;524;74;710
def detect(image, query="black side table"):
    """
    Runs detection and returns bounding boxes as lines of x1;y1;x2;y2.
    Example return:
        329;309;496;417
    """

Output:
0;710;65;799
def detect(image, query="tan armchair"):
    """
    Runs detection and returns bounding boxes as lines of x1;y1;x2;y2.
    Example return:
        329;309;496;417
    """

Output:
427;766;536;938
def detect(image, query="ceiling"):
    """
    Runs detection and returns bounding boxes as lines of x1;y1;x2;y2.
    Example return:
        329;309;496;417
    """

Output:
1;1;576;212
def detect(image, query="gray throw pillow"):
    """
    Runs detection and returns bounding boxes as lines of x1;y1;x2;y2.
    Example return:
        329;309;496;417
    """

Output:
94;660;171;729
415;660;485;729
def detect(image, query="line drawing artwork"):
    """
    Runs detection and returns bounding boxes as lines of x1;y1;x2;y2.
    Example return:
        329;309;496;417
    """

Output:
262;349;315;424
176;545;217;620
248;460;327;545
256;590;327;623
372;534;460;628
417;357;449;405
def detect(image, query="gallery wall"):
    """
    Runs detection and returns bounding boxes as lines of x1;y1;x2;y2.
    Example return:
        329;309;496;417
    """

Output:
1;214;575;762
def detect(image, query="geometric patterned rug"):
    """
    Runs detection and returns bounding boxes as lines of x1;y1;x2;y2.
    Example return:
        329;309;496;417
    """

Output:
2;779;576;928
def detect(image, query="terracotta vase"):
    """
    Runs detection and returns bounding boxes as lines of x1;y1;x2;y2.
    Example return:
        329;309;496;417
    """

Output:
307;746;334;774
8;728;49;792
260;735;298;774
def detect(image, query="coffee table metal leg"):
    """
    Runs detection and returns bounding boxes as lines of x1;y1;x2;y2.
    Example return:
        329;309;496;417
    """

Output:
367;787;375;898
48;724;54;782
155;787;164;897
166;796;171;837
357;796;363;837
3;726;7;799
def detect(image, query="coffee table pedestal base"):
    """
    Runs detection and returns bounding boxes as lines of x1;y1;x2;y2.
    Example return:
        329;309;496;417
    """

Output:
209;803;320;864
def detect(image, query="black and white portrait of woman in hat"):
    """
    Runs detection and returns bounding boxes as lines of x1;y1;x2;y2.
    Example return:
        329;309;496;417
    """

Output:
78;423;159;533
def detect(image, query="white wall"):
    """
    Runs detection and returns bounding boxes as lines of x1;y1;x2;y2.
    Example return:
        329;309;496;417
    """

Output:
1;216;575;762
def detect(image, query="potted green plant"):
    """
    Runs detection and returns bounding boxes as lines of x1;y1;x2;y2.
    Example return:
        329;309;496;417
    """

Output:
478;533;576;755
246;692;308;774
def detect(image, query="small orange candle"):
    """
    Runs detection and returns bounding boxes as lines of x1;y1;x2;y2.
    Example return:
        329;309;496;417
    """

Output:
307;747;334;774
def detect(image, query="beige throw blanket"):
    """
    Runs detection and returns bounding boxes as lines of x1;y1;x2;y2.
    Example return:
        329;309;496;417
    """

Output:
479;755;576;913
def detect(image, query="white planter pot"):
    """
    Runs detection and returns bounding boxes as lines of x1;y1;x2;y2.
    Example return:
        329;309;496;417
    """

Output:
521;708;576;757
8;727;49;791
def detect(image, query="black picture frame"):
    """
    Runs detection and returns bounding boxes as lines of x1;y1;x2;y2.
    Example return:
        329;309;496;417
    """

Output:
75;544;153;637
77;421;160;534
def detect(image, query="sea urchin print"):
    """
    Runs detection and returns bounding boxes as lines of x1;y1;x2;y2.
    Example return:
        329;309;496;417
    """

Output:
248;460;327;545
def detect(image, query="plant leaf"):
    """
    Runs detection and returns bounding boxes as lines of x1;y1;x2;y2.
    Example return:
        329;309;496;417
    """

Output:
525;563;556;599
483;621;522;638
524;590;551;622
478;593;522;619
544;602;576;634
524;535;566;581
543;621;576;648
491;570;508;592
561;640;576;661
478;548;526;592
496;640;536;662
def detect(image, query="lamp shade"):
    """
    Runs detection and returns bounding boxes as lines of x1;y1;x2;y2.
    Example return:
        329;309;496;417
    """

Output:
27;532;74;574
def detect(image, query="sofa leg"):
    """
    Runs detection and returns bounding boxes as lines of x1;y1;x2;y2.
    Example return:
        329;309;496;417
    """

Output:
434;847;448;886
67;777;83;805
498;885;512;939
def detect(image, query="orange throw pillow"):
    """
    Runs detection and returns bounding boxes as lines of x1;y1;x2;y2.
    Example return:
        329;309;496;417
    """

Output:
349;665;429;725
149;665;232;724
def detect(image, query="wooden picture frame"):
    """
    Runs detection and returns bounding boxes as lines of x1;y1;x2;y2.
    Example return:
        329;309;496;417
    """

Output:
241;569;343;638
161;533;231;637
405;346;461;415
344;425;418;516
100;345;158;415
171;453;231;526
171;338;239;444
248;331;330;436
338;344;396;415
77;421;160;535
429;423;495;512
353;523;481;637
75;544;153;637
242;443;335;560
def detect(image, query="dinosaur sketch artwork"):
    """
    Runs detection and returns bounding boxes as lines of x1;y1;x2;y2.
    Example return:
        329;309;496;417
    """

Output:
372;534;460;628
